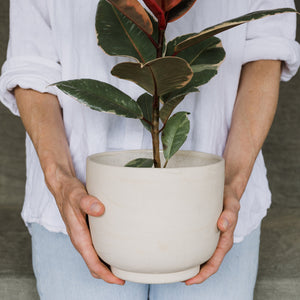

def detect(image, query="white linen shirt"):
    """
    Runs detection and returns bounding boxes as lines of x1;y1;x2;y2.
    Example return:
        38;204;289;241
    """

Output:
1;0;299;243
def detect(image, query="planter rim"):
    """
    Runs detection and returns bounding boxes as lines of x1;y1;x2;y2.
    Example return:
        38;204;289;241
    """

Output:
87;149;224;170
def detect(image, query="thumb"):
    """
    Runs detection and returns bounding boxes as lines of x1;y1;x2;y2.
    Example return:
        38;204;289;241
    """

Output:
217;213;229;232
80;195;105;216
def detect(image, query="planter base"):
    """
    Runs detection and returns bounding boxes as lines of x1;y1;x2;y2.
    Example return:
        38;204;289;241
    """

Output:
111;266;200;284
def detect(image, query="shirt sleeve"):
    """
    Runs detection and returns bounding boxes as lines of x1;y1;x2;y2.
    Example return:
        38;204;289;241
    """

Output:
0;0;62;116
243;0;300;81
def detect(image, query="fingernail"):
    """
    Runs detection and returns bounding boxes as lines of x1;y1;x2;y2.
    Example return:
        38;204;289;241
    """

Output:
90;203;102;214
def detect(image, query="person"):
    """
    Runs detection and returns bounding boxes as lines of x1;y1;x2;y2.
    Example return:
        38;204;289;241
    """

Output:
0;0;299;299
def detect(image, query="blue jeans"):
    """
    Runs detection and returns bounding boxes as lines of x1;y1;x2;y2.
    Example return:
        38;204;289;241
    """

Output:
30;223;260;300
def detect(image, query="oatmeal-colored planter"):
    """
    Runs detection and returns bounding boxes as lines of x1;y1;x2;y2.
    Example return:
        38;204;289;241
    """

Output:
86;150;224;284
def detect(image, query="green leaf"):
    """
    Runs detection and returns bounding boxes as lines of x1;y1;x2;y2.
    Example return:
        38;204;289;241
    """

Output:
162;112;190;161
107;0;153;35
164;70;217;102
53;79;143;119
161;87;199;103
176;37;225;66
160;94;185;124
187;69;218;86
111;57;193;96
191;64;222;73
175;8;298;52
125;158;154;168
96;0;157;63
137;93;153;131
163;37;225;103
166;33;198;56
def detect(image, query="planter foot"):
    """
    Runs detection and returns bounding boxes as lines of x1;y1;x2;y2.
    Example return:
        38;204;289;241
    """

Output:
111;266;200;284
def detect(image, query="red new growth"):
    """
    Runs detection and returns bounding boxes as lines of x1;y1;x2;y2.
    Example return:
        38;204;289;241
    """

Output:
143;0;181;29
158;0;182;11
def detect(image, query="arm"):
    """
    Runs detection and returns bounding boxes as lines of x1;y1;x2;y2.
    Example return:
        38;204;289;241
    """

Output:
185;59;281;285
14;87;125;285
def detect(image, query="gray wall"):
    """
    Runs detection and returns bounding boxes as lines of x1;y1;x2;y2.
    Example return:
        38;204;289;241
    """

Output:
0;1;25;206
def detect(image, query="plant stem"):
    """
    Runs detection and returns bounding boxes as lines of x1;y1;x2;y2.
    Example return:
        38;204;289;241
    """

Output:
157;29;165;58
163;160;168;168
152;94;161;168
151;28;165;168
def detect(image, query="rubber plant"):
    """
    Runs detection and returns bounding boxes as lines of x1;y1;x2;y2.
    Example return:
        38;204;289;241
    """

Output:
53;0;297;168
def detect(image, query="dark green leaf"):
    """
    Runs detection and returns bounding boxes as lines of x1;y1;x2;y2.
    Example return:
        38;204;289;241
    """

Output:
175;8;298;52
161;86;198;104
125;158;154;167
96;0;157;63
169;69;217;97
162;68;216;104
53;79;143;119
162;112;190;161
137;93;153;131
168;36;225;65
160;94;185;124
163;37;225;102
163;86;199;100
166;33;198;56
191;64;222;73
111;57;193;96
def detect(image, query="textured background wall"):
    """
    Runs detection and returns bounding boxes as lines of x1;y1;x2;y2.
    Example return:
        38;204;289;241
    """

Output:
0;1;299;299
0;1;25;206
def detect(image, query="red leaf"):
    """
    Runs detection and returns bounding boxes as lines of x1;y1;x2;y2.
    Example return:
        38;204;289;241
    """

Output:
156;0;182;11
143;0;166;29
108;0;153;34
143;0;194;28
167;0;197;23
144;0;182;12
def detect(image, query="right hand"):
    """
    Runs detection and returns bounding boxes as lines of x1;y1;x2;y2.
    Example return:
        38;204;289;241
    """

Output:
14;88;124;284
52;175;125;285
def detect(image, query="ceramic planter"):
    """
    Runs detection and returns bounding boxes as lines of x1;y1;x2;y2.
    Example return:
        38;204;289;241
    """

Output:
86;150;224;284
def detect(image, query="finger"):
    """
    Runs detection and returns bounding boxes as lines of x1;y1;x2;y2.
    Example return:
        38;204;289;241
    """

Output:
70;221;125;285
218;197;240;232
185;231;233;285
66;206;123;285
217;212;229;232
79;239;125;285
217;209;237;232
79;195;105;217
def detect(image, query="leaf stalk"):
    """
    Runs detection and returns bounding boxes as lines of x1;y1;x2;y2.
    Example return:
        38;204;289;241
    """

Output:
142;117;153;127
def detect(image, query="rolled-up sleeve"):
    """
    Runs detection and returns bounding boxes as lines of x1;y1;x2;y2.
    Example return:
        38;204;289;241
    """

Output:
0;0;62;116
243;0;300;81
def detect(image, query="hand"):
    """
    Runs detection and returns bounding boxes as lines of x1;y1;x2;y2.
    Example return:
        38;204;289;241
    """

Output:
51;174;125;285
185;185;240;285
14;88;124;284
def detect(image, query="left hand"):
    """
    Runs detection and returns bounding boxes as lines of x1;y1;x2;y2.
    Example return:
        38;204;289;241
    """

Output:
184;185;240;285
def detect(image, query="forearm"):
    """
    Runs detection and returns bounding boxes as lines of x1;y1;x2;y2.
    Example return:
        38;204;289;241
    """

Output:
223;60;281;200
186;60;282;285
14;87;76;201
14;87;121;283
